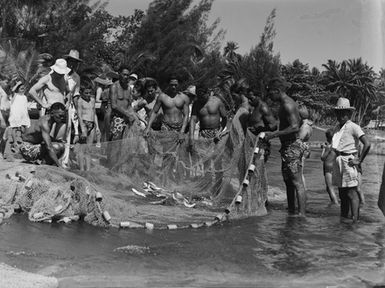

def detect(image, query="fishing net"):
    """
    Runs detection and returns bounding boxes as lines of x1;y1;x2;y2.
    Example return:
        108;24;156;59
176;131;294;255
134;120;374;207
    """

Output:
0;108;269;228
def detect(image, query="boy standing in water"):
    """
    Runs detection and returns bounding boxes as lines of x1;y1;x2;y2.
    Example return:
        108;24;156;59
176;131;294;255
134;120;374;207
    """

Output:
321;129;339;204
332;97;370;223
77;80;96;170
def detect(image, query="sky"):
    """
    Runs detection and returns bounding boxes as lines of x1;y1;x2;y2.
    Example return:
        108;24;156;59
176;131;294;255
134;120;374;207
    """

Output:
102;0;385;72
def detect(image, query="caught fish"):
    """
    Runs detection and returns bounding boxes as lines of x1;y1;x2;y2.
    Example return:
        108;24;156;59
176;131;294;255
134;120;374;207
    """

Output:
183;200;196;208
131;188;147;197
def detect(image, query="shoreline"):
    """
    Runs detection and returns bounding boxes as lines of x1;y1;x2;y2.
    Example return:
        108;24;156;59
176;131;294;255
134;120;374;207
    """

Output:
0;262;58;288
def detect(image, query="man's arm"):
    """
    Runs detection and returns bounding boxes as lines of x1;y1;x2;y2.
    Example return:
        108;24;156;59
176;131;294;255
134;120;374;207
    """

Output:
358;135;370;164
77;101;87;142
144;94;162;134
261;103;277;131
189;103;199;140
180;96;190;133
28;76;49;108
41;120;62;167
218;100;228;130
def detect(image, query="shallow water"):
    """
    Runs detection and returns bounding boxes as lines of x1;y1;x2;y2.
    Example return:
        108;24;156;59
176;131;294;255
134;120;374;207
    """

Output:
0;148;385;287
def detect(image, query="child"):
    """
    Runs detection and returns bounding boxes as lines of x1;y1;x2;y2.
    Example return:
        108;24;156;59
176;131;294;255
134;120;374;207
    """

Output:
8;81;30;153
77;80;96;170
298;104;313;190
321;129;339;204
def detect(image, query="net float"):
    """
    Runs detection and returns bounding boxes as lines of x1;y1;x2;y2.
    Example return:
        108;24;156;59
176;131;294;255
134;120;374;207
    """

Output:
167;224;177;230
204;220;216;227
253;147;260;154
145;222;154;230
18;175;27;182
248;164;256;172
259;132;265;139
120;221;131;228
190;223;203;229
54;205;63;214
95;192;103;201
33;212;44;219
242;179;249;187
103;211;111;222
70;215;80;221
235;195;243;204
215;213;225;221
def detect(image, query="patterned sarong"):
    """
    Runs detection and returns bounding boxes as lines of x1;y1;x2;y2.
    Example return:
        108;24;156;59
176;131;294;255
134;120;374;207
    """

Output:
161;120;183;132
20;142;42;162
110;115;128;141
280;139;306;180
199;128;220;139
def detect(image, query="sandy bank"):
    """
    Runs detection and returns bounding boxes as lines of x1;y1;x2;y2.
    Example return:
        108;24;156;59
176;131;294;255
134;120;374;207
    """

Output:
0;262;58;288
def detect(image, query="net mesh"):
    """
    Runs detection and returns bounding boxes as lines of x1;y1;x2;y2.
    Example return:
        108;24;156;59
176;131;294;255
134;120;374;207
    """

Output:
0;109;268;228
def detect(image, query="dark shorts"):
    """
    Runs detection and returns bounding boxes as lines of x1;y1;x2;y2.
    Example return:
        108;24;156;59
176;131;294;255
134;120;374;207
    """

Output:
83;120;95;135
280;139;306;181
323;164;333;175
199;128;220;139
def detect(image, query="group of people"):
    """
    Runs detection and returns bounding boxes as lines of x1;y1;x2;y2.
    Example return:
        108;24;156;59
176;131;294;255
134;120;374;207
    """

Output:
0;49;371;223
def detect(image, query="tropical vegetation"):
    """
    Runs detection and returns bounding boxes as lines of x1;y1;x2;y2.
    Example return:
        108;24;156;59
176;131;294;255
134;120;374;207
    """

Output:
0;0;384;126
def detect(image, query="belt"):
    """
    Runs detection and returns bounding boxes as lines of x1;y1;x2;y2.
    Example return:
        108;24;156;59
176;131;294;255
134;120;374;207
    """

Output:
335;150;356;157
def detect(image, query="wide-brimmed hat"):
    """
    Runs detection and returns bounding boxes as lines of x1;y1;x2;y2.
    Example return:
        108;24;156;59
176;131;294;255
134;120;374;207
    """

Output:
183;85;196;97
12;81;23;92
334;97;355;110
63;49;83;62
94;76;113;86
50;58;71;75
106;71;119;80
129;73;138;80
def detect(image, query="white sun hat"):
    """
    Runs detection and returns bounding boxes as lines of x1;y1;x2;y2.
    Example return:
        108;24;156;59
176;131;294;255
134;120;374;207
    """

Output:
50;58;71;75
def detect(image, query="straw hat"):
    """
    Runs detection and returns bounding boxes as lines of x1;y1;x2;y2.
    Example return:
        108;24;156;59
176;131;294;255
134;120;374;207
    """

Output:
50;59;71;75
183;85;196;97
12;81;23;92
334;97;355;110
63;49;83;62
94;76;113;86
129;73;138;80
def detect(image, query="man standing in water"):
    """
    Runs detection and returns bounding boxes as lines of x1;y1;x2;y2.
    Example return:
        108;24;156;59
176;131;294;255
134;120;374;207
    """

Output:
332;97;370;223
144;76;189;140
109;65;137;141
265;77;307;216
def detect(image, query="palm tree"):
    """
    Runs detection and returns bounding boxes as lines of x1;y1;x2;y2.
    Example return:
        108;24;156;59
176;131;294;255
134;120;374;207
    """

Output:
322;58;377;125
223;41;241;63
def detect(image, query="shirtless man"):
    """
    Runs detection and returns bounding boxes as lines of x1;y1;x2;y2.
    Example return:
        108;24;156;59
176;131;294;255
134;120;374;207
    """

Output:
264;77;307;216
246;89;277;163
109;65;137;141
189;86;227;143
19;102;67;168
247;89;276;135
144;77;189;141
28;59;70;111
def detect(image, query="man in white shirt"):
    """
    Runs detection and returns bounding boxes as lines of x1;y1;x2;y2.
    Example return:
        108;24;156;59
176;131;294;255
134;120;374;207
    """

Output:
332;97;370;223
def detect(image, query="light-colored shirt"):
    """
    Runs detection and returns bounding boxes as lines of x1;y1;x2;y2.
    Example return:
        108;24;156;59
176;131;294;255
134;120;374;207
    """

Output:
332;120;364;154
